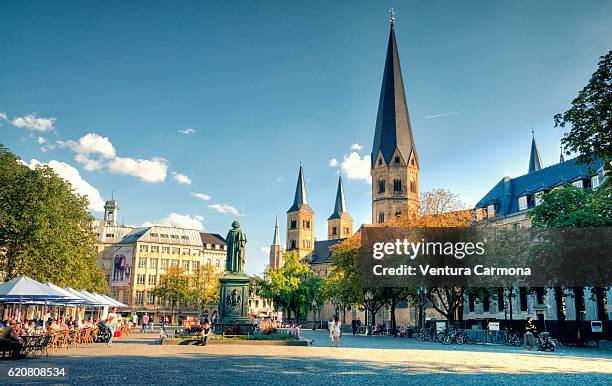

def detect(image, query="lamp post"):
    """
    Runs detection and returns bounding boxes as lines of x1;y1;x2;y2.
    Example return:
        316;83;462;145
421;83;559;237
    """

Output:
311;299;318;330
364;290;373;336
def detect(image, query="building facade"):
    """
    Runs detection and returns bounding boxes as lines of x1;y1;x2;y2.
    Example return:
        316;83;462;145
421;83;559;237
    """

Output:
470;135;610;327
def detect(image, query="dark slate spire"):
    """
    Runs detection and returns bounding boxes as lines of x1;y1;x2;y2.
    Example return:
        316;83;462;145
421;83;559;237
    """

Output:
528;130;543;173
272;216;281;245
328;175;351;220
371;19;418;168
559;145;565;163
287;165;313;213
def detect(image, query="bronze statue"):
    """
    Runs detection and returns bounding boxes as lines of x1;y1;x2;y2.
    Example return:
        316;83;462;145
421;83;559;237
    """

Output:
225;221;247;273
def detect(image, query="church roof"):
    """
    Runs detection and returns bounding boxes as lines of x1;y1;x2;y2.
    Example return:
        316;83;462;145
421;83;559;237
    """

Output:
476;157;602;216
309;239;345;265
287;165;313;213
371;23;418;168
328;175;351;220
528;133;543;173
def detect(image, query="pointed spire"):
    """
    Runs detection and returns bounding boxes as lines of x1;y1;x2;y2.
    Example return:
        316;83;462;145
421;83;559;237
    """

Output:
272;216;281;245
559;145;565;163
328;175;351;220
371;17;418;168
528;129;543;173
287;165;313;213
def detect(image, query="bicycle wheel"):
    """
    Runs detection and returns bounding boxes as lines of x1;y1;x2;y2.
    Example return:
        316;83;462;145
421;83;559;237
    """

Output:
437;332;446;343
443;334;451;345
455;335;465;345
416;332;424;342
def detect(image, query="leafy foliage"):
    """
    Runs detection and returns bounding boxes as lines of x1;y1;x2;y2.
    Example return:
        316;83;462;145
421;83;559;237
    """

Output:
529;185;612;227
555;51;611;170
153;264;222;310
259;252;321;321
0;144;106;291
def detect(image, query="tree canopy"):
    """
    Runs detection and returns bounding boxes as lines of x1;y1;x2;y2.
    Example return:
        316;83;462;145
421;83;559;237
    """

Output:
555;51;611;171
0;144;106;291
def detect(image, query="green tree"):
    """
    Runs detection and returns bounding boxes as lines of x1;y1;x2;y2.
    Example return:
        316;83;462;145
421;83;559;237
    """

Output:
152;267;190;322
320;270;361;322
189;263;222;311
0;144;106;291
555;51;611;172
260;252;321;322
530;185;611;227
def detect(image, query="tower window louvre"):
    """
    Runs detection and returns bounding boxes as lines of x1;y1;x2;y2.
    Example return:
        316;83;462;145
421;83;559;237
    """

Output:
378;180;385;193
394;156;400;164
393;179;402;192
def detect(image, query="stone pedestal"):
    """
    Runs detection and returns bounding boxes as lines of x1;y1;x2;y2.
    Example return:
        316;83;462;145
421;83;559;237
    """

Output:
217;273;251;333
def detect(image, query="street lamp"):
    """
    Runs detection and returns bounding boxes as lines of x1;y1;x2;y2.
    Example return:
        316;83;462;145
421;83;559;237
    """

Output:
311;299;318;330
364;290;373;335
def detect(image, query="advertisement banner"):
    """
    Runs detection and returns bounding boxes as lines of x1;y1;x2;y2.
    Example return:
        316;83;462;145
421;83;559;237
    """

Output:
111;246;133;287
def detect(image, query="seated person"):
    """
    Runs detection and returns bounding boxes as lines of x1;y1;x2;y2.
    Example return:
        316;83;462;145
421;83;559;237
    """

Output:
0;320;24;358
200;322;212;346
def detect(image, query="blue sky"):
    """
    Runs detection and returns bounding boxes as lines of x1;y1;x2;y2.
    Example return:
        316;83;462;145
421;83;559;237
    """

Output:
1;1;610;275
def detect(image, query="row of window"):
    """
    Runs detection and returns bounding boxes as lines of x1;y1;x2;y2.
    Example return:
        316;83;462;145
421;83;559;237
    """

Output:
139;244;201;255
486;176;602;218
148;232;191;241
467;288;546;313
376;155;417;166
289;219;311;230
330;226;351;236
377;179;416;194
136;257;220;270
288;239;312;249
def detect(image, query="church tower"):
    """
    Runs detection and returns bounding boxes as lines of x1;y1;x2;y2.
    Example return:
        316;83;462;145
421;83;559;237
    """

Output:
328;175;353;240
371;15;419;224
104;195;119;226
269;216;284;269
286;165;315;259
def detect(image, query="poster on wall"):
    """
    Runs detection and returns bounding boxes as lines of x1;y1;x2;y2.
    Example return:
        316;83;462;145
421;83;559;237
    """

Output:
111;246;133;286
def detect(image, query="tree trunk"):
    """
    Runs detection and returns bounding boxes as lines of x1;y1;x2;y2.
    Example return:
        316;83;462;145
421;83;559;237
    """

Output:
508;288;514;322
390;301;397;335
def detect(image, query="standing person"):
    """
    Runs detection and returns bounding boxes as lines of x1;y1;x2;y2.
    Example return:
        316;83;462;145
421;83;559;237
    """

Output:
356;317;362;335
105;307;119;347
351;318;357;336
330;315;342;347
211;311;218;331
141;313;150;333
253;315;260;333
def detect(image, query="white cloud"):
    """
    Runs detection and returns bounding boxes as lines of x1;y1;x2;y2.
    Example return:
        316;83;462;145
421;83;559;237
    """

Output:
172;172;192;185
341;152;371;183
11;113;56;132
350;143;364;151
144;213;204;231
208;203;242;216
20;159;105;212
107;156;168;183
0;112;6;121
178;128;196;135
260;247;271;255
190;192;211;201
60;133;116;159
275;176;283;182
75;154;104;171
36;136;46;144
329;158;338;167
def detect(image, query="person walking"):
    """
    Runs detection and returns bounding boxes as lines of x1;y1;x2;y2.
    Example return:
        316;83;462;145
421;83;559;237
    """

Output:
105;307;119;347
351;318;357;336
141;313;150;333
329;315;342;347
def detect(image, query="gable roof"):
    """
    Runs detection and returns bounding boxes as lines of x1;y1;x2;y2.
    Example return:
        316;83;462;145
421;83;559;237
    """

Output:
199;232;227;247
309;238;344;265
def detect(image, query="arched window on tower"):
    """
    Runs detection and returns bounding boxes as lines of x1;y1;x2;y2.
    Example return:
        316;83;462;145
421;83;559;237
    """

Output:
410;178;416;193
393;179;402;192
378;180;385;194
394;155;400;164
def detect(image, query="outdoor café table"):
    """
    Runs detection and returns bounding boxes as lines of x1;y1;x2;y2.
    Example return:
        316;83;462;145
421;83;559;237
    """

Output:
19;334;40;357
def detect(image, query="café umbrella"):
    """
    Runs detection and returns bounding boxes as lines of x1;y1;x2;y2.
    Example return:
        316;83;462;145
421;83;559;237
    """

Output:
0;276;71;320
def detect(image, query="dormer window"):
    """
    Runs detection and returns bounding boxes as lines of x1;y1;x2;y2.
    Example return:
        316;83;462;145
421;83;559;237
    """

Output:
518;196;528;211
487;204;495;218
591;175;600;189
572;180;583;189
534;192;544;206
